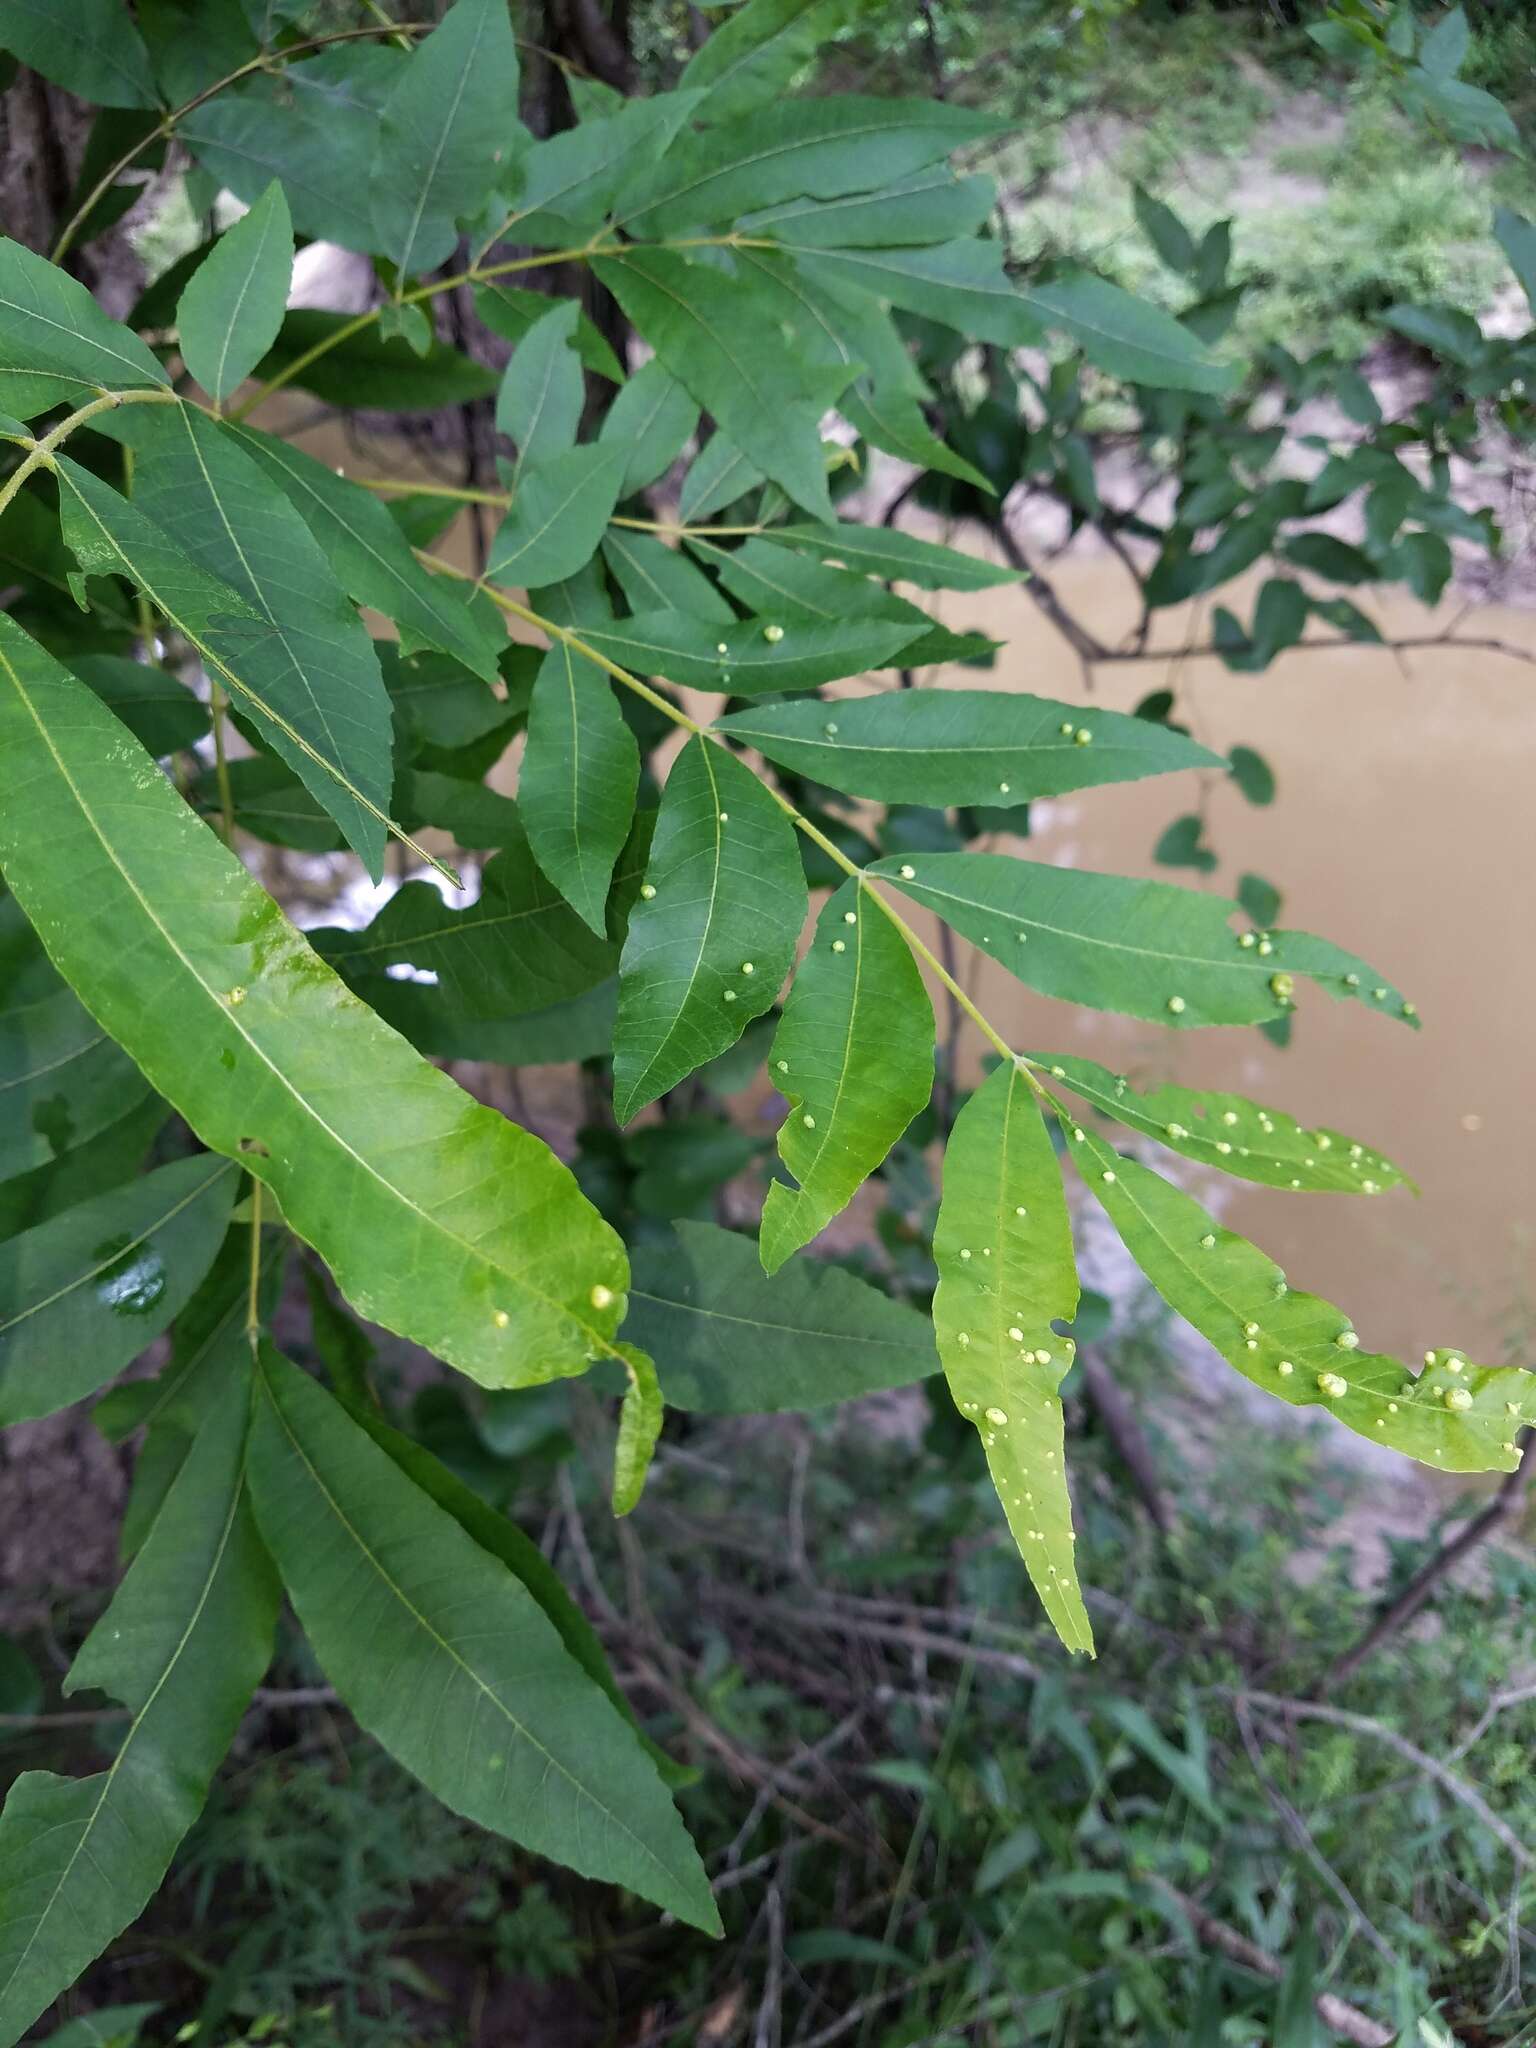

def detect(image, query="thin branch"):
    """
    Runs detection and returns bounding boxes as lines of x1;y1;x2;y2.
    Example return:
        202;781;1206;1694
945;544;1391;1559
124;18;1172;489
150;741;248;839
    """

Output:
1327;1436;1531;1686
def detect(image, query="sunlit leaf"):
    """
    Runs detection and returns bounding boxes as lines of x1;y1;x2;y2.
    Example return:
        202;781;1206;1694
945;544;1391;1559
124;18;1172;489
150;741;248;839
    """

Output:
871;853;1418;1031
611;1343;664;1515
1070;1124;1530;1474
934;1062;1093;1654
0;622;629;1394
760;882;933;1272
1037;1050;1413;1196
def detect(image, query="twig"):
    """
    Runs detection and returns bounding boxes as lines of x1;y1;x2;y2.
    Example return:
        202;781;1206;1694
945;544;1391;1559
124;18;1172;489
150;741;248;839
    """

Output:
1327;1436;1531;1686
1229;1690;1531;1874
1147;1879;1394;2046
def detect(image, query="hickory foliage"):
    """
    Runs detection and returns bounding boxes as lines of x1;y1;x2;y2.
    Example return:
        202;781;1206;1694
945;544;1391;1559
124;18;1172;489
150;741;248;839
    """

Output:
0;0;1529;2032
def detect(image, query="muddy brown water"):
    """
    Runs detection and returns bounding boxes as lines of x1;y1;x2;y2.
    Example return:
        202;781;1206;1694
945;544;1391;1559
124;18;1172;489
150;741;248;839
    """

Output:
286;408;1533;1366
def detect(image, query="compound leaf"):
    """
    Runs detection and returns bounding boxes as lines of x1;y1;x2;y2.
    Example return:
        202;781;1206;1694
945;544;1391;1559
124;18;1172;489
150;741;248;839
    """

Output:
760;881;933;1273
935;1061;1092;1654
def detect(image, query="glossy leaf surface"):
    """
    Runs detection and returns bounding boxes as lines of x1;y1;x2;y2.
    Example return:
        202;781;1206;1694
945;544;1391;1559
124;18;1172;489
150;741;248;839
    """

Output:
761;882;933;1273
0;623;629;1393
935;1063;1093;1654
0;1154;235;1426
247;1348;718;1930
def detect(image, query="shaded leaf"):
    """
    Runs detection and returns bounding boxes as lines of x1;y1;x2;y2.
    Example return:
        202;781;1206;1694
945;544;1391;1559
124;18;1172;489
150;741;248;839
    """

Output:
0;1154;235;1427
0;235;169;416
761;882;933;1272
0;0;157;108
599;360;700;494
613;737;806;1121
761;521;1022;591
602;531;734;621
746;167;996;249
497;299;582;473
521;640;640;935
175;181;292;404
934;1062;1092;1654
0;1393;277;2046
575;608;921;695
1;985;152;1185
371;0;521;278
67;653;208;756
247;1346;718;1929
487;444;626;589
1021;271;1236;394
612;1344;663;1515
249;308;498;410
625;1220;937;1412
677;0;856;121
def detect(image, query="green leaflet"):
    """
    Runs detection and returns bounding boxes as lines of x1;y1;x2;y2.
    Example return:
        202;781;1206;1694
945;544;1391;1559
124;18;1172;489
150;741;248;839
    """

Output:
572;609;922;695
0;0;158;108
477;283;625;381
371;0;521;278
624;1220;938;1412
1037;1051;1413;1196
791;240;1041;350
359;976;618;1070
54;445;393;876
487;444;627;589
396;769;522;848
871;853;1418;1032
1020;271;1237;395
175;181;293;405
247;1347;718;1931
0;1392;279;2046
181;46;402;254
612;1344;664;1515
1070;1125;1532;1475
191;756;343;854
613;737;807;1121
676;0;854;121
761;521;1023;592
593;247;850;521
744;167;997;249
521;641;640;937
599;360;700;495
67;654;208;756
0;1153;236;1427
602;532;735;622
496;299;582;474
497;92;698;248
0;236;169;413
0;984;151;1184
622;97;1004;236
688;534;985;664
0;1097;167;1251
935;1064;1093;1655
760;882;934;1274
224;424;501;681
679;434;767;523
720;690;1218;808
316;812;620;1016
0;623;629;1393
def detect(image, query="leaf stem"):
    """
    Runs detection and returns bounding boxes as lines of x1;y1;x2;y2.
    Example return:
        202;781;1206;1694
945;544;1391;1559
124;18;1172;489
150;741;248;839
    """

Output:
49;23;437;264
355;473;767;540
419;552;1024;1069
0;387;180;525
246;1179;264;1352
